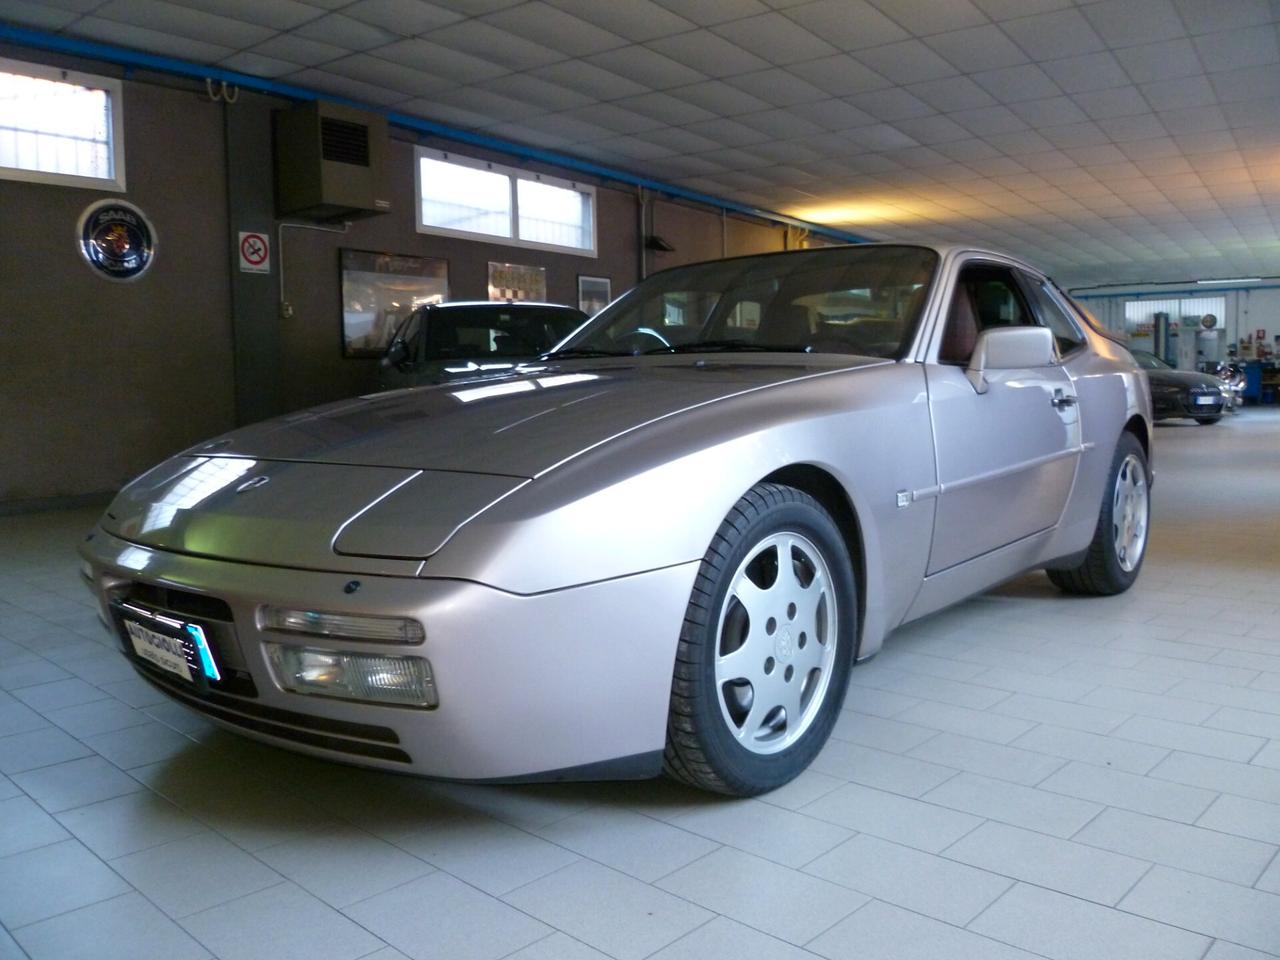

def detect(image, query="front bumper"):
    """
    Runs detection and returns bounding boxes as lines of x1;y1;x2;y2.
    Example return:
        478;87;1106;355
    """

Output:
1152;392;1224;419
80;528;698;781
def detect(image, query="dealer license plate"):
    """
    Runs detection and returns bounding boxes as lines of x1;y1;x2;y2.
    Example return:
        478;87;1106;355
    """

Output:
124;619;193;682
1194;395;1218;405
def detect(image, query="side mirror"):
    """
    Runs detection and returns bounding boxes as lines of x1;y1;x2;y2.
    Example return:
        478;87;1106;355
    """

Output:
382;339;408;370
966;326;1056;394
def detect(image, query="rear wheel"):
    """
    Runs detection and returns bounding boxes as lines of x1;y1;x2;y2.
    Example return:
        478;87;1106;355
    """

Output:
664;483;855;796
1047;432;1149;596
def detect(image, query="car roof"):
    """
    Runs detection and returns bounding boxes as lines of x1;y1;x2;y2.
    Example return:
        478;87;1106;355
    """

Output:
426;301;583;311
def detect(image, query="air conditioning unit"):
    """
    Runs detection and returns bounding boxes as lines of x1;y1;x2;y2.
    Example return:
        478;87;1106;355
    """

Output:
274;101;391;221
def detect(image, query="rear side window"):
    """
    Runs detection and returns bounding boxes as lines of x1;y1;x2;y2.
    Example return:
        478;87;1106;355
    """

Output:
1020;273;1085;356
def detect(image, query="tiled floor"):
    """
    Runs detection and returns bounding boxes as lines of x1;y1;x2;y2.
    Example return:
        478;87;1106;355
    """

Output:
1;410;1279;960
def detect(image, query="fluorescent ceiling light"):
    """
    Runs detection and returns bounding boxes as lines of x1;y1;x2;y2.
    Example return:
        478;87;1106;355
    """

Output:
1196;277;1260;284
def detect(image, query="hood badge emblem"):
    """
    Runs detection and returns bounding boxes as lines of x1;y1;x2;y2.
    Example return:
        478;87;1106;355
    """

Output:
235;476;271;493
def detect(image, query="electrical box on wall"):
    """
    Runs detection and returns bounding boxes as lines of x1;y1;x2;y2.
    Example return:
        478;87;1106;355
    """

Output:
273;101;391;222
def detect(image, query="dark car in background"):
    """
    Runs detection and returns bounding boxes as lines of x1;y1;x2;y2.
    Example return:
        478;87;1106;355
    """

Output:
379;301;587;390
1131;349;1226;424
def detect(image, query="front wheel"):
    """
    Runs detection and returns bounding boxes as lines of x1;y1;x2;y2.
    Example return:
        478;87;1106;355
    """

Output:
665;483;856;796
1047;432;1150;596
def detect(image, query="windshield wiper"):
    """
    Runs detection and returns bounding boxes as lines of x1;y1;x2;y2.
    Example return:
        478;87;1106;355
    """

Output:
540;347;629;360
644;339;801;354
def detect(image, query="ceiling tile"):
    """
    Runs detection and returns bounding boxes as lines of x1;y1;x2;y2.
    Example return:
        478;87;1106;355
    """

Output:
399;99;492;129
482;2;628;57
173;0;327;31
342;0;464;35
93;0;273;48
853;40;959;85
1039;120;1111;148
782;0;909;50
644;126;723;152
711;12;837;64
725;68;827;106
736;108;827;139
986;129;1056;155
682;117;773;145
650;0;769;26
892;114;972;144
1115;39;1202;83
295;13;400;51
219;50;301;77
424;21;566;70
589;134;675;159
377;39;509;82
288;67;406;104
906;76;997;112
1002;9;1106;62
1039;52;1130;94
971;64;1061;103
612;91;715;125
841;123;920;151
326;53;455;96
846;88;934;122
0;0;79;29
1071;85;1150;120
1096;113;1169;142
1211;63;1280;103
68;16;234;61
529;60;650;99
475;72;597;110
926;24;1029;72
1083;0;1187;48
1174;0;1271;35
949;104;1030;135
585;45;706;88
1141;75;1216;111
421;86;531;123
1158;104;1230;135
667;80;771;115
934;137;1003;161
544;0;697;41
1011;96;1089;127
648;30;771;76
866;0;987;35
789;99;877;130
786;55;892;96
1193;27;1280;73
249;34;347;65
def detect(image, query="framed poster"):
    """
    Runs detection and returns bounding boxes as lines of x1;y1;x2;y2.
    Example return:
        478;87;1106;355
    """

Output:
488;261;546;302
341;249;448;358
577;275;611;316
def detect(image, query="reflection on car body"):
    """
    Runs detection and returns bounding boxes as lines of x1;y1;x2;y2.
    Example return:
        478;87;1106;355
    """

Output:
379;300;587;390
82;244;1152;795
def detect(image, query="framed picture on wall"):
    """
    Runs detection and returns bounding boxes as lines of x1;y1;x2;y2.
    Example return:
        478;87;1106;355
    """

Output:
341;249;448;358
488;261;547;302
577;275;611;316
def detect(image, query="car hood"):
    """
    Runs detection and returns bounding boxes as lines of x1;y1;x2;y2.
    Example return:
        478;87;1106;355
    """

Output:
101;356;887;569
189;355;886;477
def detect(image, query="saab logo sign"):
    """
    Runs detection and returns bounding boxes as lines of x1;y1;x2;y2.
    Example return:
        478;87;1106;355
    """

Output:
76;199;156;282
239;231;270;274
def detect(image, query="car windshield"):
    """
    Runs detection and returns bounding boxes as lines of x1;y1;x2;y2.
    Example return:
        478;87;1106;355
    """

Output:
396;305;585;362
1131;349;1171;371
554;245;938;359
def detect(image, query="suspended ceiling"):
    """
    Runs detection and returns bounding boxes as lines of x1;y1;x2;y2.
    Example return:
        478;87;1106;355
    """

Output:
7;0;1280;287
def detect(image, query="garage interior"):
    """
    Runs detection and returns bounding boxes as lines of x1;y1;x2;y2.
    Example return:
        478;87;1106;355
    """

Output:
2;2;1280;959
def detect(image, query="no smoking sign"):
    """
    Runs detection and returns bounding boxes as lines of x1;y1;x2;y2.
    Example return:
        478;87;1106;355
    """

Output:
238;231;270;274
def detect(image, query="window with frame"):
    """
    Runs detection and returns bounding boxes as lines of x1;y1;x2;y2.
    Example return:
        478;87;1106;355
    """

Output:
0;58;124;190
939;266;1034;364
415;148;596;256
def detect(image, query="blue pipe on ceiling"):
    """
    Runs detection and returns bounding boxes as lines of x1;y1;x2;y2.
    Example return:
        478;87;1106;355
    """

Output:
0;22;870;244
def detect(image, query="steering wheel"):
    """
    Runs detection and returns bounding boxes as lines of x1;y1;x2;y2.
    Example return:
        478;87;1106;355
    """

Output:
614;327;671;353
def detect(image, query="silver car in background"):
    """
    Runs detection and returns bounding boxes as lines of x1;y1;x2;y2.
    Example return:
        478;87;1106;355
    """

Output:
81;244;1152;795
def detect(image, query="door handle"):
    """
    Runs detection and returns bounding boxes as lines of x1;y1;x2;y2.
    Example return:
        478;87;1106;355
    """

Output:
1051;389;1078;409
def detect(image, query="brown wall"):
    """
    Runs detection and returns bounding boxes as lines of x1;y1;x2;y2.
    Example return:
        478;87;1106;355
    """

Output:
1;55;790;507
0;76;233;505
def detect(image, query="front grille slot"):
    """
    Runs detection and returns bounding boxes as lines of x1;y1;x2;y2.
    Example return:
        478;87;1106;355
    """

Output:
134;661;410;764
121;583;233;622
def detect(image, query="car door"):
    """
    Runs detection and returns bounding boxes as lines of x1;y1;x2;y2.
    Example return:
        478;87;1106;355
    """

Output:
924;260;1082;574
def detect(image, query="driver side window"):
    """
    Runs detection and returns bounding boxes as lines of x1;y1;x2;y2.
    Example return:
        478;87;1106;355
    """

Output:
939;266;1034;365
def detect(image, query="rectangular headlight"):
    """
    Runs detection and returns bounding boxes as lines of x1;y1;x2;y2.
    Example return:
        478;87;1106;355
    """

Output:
264;642;437;708
260;606;424;644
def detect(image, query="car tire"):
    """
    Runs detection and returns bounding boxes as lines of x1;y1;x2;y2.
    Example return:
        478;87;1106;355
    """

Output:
1195;417;1220;425
664;482;855;796
1047;432;1150;596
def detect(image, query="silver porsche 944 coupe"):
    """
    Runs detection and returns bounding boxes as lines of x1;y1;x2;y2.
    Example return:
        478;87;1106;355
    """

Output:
81;244;1152;795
